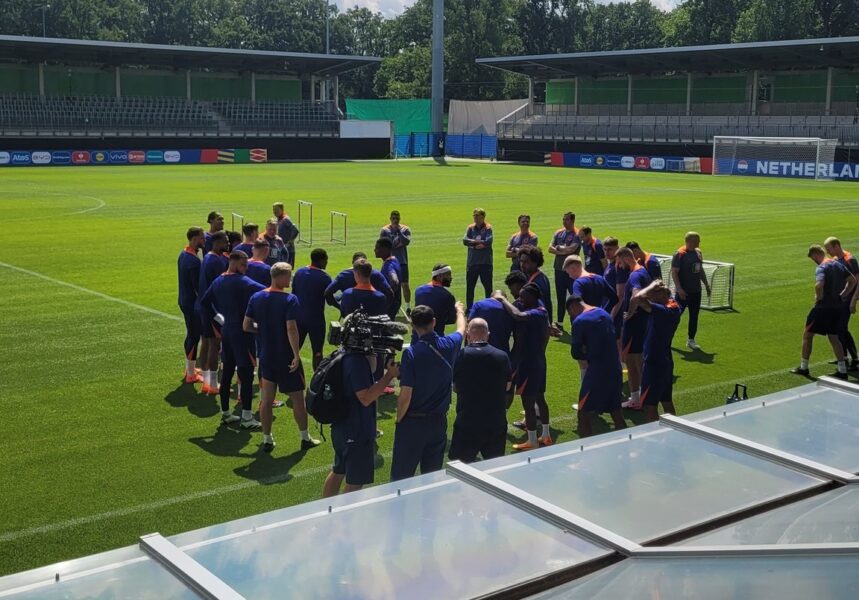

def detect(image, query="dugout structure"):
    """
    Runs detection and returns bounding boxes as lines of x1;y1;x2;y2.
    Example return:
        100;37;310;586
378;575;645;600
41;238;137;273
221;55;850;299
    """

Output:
652;254;735;311
479;37;859;160
3;378;859;597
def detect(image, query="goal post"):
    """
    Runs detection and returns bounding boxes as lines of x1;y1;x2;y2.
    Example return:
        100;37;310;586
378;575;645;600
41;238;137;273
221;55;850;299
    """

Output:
712;136;837;180
652;254;735;311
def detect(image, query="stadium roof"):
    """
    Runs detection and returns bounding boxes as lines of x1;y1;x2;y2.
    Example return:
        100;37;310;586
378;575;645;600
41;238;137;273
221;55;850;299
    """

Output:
0;35;381;77
477;36;859;79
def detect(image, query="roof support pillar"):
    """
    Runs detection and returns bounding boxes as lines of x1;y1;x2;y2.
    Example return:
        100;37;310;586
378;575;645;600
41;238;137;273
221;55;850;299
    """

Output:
627;74;633;116
750;70;758;116
251;71;256;103
825;66;833;116
527;77;534;106
574;76;579;116
334;76;339;110
115;66;121;98
186;69;191;101
686;72;692;116
38;63;44;98
311;76;316;102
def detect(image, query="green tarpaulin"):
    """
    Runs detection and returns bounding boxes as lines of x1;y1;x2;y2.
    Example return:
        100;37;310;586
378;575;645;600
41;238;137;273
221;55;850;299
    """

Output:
346;99;431;135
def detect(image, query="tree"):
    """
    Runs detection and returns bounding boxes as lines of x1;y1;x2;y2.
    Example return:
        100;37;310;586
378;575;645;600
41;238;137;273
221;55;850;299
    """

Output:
374;45;432;98
664;0;748;46
732;0;818;42
582;0;665;51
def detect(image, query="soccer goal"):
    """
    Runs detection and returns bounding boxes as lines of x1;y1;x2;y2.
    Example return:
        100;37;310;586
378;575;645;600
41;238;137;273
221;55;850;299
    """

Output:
297;200;313;246
230;212;245;232
330;211;347;245
652;254;735;311
712;136;837;180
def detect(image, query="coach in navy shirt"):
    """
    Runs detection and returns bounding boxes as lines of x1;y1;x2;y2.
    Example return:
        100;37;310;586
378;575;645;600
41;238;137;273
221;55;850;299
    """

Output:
414;264;457;335
324;251;393;310
392;303;466;481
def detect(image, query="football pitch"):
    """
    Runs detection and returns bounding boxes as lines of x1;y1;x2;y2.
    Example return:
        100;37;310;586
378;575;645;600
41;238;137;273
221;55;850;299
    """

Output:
1;158;857;575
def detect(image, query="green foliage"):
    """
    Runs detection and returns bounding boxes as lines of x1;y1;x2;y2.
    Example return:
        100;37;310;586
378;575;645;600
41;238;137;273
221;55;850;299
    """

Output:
374;45;432;98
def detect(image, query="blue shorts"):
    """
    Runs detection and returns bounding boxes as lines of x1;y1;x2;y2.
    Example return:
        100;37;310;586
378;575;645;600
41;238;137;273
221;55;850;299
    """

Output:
642;361;673;407
613;313;623;340
221;330;256;369
197;307;220;338
299;320;326;356
515;360;547;396
259;360;305;394
331;426;375;486
399;263;409;283
579;369;622;414
806;306;841;336
621;315;647;356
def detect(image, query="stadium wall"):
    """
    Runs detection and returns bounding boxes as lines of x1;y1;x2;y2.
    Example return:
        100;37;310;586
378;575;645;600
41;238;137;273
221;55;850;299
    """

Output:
0;136;390;161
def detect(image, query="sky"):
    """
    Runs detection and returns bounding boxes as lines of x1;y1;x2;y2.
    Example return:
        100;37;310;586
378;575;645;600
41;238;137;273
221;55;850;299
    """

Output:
334;0;681;19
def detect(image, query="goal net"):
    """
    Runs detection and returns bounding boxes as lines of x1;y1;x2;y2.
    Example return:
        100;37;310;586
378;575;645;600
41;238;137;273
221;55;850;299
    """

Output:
712;136;837;180
652;254;735;311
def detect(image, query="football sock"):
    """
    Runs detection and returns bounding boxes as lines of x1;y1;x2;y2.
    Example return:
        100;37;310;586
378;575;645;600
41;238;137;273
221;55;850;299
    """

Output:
630;390;641;404
541;424;550;438
300;430;310;441
263;434;273;444
405;302;410;310
242;409;253;421
838;360;847;374
185;359;196;376
800;359;809;370
527;430;538;447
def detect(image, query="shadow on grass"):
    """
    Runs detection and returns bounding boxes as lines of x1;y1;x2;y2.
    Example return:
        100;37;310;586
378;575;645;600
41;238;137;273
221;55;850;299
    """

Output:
234;448;315;485
418;161;470;167
189;424;257;459
674;346;717;364
164;383;220;419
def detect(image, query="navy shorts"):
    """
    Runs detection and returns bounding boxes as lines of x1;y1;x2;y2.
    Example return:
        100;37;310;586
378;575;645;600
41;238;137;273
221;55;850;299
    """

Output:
515;360;547;396
259;360;305;394
197;307;220;338
221;331;256;368
641;361;673;407
448;423;506;463
806;306;841;336
299;320;326;356
399;263;409;283
621;315;647;355
579;369;622;414
331;426;375;486
613;312;623;340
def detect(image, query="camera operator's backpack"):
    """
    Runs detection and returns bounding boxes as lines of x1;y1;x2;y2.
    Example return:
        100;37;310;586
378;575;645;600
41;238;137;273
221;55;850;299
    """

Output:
306;349;349;424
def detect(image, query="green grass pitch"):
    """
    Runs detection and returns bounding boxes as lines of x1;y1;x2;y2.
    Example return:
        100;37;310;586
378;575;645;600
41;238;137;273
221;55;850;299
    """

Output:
1;159;857;575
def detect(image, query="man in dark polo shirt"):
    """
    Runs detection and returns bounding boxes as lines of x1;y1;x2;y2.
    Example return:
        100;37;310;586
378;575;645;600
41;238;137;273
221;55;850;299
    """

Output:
449;318;511;463
392;303;466;480
670;231;711;350
463;208;494;311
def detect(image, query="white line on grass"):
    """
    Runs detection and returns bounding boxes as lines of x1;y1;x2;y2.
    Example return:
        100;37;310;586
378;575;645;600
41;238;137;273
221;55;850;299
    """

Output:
0;261;183;323
68;197;107;214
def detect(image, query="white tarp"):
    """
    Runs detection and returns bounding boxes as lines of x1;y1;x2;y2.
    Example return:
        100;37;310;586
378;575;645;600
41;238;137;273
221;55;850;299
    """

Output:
340;120;392;139
447;99;529;135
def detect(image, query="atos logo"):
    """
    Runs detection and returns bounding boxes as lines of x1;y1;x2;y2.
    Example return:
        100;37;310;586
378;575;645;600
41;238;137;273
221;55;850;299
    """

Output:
108;151;128;164
11;152;31;165
579;154;594;167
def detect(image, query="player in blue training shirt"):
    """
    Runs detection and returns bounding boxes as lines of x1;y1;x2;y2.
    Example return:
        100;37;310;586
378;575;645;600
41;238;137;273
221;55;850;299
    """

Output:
824;236;859;370
463;207;494;310
627;280;682;423
564;255;618;316
244;262;320;453
518;245;553;323
548;211;580;329
626;241;662;281
233;222;259;259
506;214;538;271
375;237;402;319
567;295;626;437
380;210;413;313
469;294;514;355
203;211;224;254
602;236;623;341
324;251;393;311
245;239;272;287
198;251;265;429
178;227;205;384
616;247;653;410
579;226;607;275
339;258;388;317
196;230;229;395
292;248;333;370
493;283;552;451
414;264;457;335
791;244;856;379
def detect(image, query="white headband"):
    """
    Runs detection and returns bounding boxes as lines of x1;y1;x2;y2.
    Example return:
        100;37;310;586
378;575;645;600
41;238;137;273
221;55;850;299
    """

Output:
431;266;452;278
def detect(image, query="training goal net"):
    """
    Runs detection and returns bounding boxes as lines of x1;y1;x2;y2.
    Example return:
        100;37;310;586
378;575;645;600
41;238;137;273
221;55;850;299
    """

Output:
712;136;837;180
652;255;735;311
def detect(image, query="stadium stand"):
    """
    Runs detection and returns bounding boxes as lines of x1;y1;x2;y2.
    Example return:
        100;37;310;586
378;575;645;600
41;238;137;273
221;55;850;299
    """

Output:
480;37;859;149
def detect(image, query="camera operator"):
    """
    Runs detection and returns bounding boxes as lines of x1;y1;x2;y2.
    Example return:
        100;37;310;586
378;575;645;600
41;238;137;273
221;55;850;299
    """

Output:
391;303;466;481
322;352;399;497
449;318;512;463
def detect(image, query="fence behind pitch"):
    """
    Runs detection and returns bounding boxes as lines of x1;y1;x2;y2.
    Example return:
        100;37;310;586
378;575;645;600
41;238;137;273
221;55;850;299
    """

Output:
652;254;735;311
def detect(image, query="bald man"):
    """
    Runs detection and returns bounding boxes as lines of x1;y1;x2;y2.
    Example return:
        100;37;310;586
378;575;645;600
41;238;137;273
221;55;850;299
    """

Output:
449;318;512;463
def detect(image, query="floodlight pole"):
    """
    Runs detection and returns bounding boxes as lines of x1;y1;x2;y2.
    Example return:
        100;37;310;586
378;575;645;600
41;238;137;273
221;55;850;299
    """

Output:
431;0;444;133
41;4;50;38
